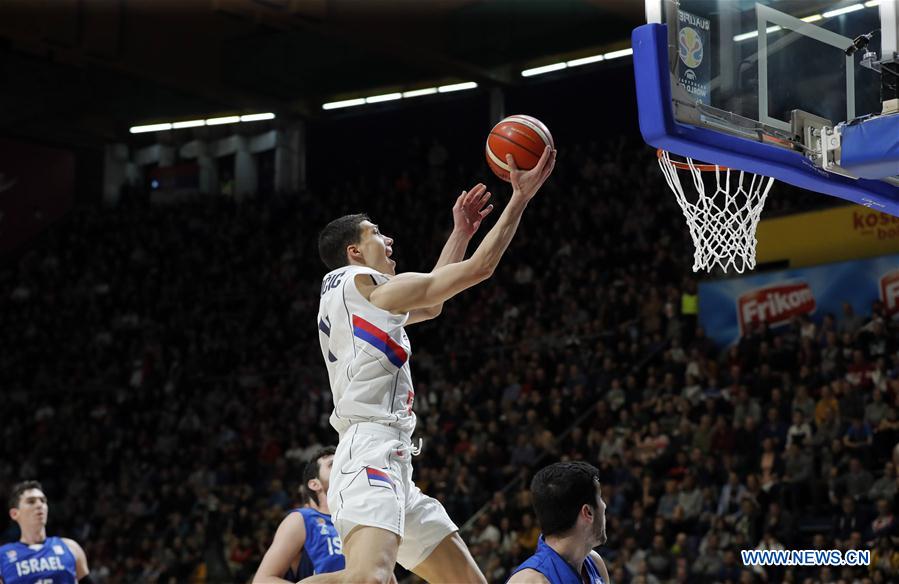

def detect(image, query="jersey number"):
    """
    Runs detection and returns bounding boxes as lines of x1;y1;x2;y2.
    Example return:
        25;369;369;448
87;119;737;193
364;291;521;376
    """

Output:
325;536;343;556
319;316;338;362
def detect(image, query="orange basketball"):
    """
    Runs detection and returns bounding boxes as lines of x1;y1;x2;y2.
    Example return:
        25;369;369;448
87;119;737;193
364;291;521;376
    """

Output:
485;115;554;182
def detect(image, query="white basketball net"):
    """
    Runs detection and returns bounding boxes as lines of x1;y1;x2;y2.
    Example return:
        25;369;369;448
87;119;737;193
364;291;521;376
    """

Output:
658;150;775;274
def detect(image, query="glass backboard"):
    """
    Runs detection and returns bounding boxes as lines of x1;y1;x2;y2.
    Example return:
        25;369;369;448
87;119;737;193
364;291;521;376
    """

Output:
635;0;899;226
646;0;889;135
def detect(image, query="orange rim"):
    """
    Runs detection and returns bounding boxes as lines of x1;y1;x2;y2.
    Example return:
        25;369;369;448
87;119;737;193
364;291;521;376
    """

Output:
657;148;727;172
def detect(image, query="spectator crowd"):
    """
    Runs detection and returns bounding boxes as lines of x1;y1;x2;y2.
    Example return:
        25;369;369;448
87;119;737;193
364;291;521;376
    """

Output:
1;122;897;584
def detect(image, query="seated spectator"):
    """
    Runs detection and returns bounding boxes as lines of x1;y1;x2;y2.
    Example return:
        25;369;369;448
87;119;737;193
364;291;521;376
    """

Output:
815;386;840;427
844;417;874;457
638;421;670;465
645;535;672;580
759;408;788;451
710;416;736;455
870;537;899;577
733;498;762;545
831;496;867;548
866;498;897;545
717;548;742;583
783;442;814;511
786;409;813;448
733;386;762;428
874;408;899;462
751;531;786;580
758;438;783;494
791;385;816;421
869;462;897;502
516;513;540;551
813;406;842;450
866;389;890;427
676;474;702;523
691;415;714;455
657;480;680;520
692;532;724;579
471;513;501;548
763;501;795;547
838;457;875;502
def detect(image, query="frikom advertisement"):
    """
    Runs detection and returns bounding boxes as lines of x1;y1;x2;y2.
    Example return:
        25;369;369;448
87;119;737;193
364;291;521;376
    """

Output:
699;254;899;347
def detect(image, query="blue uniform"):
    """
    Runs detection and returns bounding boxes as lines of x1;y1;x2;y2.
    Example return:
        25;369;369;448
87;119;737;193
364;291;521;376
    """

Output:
510;536;604;584
284;508;344;580
0;537;77;584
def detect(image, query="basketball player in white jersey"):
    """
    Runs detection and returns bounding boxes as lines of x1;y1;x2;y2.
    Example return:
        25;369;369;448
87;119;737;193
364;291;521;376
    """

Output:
307;146;555;584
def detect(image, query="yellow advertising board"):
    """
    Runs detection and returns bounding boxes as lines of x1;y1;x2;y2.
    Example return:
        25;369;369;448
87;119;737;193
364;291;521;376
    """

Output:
756;205;899;268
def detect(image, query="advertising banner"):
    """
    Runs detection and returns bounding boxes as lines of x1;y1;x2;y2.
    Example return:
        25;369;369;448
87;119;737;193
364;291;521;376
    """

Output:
699;254;899;347
756;205;899;268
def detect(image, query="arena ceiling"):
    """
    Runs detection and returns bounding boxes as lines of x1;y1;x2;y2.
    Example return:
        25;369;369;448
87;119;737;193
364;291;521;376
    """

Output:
0;0;641;146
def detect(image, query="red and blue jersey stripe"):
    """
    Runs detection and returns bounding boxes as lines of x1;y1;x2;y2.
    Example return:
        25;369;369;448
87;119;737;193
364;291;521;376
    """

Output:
352;315;408;368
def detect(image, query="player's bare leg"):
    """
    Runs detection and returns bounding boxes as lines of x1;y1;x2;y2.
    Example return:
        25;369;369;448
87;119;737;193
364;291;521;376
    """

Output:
299;526;399;584
410;532;486;584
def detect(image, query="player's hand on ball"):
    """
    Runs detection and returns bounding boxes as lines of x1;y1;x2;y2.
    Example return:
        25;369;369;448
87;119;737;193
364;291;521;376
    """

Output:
508;145;556;202
453;183;494;237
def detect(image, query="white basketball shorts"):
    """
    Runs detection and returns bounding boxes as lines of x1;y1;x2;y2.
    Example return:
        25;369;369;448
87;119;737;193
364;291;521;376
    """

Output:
328;422;458;569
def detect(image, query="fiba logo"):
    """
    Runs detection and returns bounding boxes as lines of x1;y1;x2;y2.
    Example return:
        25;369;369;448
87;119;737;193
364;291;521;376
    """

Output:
685;69;696;81
678;27;703;69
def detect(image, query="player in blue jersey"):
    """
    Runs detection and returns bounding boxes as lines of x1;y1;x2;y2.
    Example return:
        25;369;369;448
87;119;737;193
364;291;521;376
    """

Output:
0;481;90;584
254;447;350;583
508;462;611;584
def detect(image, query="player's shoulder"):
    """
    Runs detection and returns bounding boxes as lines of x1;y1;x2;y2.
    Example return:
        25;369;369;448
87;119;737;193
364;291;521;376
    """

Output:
353;269;391;286
588;550;611;583
340;264;382;279
507;567;552;584
59;537;81;549
271;510;308;543
297;508;334;529
58;537;85;558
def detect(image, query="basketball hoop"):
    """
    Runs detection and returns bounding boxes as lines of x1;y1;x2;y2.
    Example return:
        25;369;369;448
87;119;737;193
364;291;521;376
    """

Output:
657;149;775;274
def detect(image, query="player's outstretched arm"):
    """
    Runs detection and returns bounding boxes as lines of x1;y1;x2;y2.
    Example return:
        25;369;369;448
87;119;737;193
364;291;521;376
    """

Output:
407;183;493;325
253;513;307;584
61;538;90;582
370;146;555;314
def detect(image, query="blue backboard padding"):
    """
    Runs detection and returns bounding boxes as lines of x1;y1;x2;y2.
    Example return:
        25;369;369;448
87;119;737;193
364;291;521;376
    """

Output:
632;23;899;217
841;115;899;180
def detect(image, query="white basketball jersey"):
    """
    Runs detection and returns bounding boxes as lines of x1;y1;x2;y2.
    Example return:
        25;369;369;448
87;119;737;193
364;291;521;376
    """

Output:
317;265;416;436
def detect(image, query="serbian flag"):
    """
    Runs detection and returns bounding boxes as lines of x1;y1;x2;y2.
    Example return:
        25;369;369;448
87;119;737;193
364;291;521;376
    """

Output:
366;467;395;490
